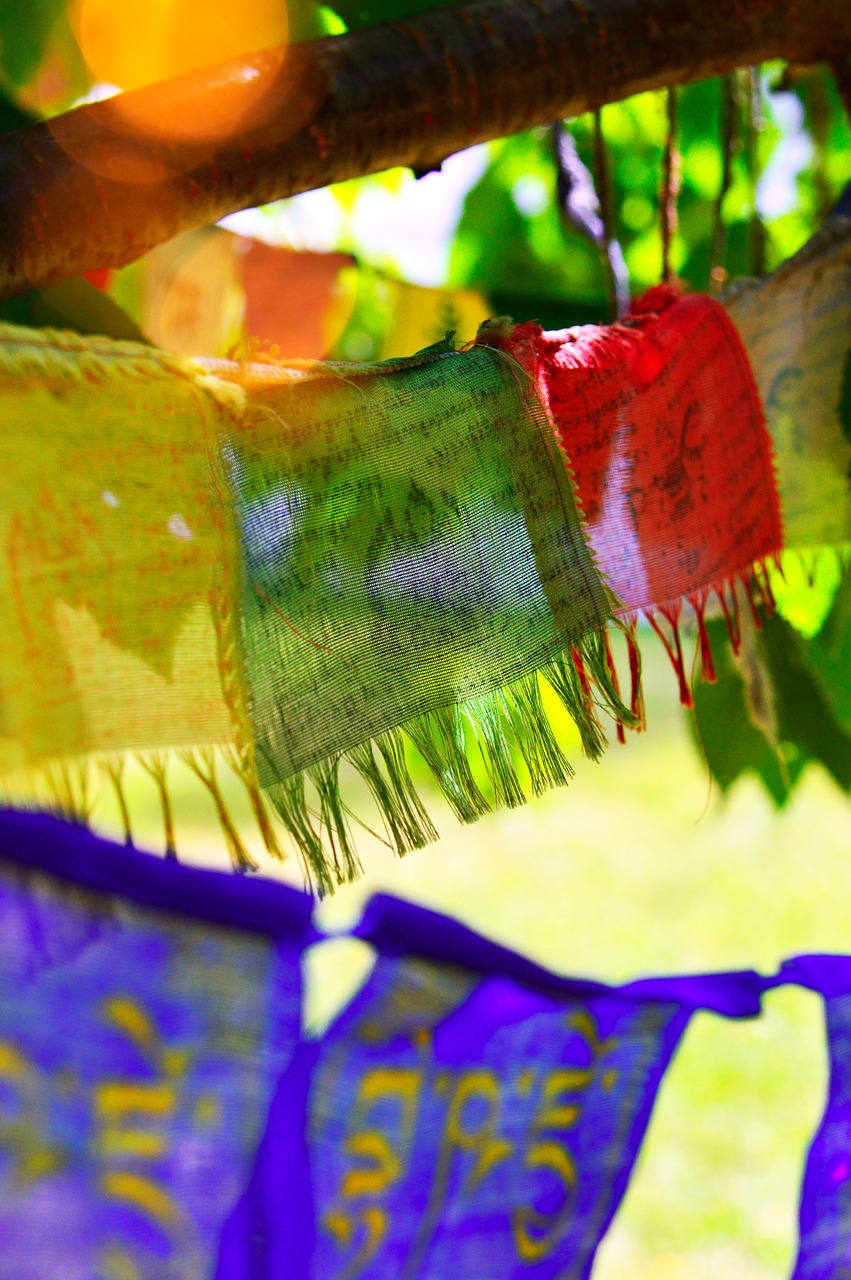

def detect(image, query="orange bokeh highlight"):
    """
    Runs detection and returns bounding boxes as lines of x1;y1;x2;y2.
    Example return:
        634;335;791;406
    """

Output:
75;0;288;91
72;0;289;141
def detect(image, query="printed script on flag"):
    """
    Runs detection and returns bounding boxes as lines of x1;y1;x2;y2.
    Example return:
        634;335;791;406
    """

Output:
0;811;312;1280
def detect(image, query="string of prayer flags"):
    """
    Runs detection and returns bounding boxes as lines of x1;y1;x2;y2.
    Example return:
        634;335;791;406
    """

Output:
1;221;848;884
296;894;763;1279
0;809;313;1280
12;814;851;1275
0;318;630;889
777;955;851;1280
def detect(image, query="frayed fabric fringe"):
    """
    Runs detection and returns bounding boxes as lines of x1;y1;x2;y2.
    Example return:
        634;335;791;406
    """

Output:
0;745;282;878
637;560;779;710
0;621;639;896
0;573;784;896
266;620;638;894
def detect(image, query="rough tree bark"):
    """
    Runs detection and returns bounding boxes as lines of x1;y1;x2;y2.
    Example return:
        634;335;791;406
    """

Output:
0;0;850;298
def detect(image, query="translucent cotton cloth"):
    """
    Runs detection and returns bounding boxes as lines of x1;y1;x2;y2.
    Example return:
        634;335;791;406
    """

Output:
0;324;248;776
1;223;848;882
224;343;608;783
0;321;621;885
291;895;762;1279
0;809;312;1280
534;288;783;615
726;218;851;551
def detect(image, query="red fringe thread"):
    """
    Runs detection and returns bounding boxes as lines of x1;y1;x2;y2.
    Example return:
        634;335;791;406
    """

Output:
641;561;777;711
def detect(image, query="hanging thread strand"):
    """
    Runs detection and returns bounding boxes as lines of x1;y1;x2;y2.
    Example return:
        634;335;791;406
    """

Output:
743;66;766;276
660;86;680;284
710;75;736;293
593;109;630;318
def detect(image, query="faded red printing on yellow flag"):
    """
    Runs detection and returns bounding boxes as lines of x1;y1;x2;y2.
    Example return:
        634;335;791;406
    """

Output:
483;286;784;708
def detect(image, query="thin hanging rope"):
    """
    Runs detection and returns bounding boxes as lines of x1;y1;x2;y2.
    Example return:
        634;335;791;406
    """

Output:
743;66;766;277
660;86;680;284
592;109;630;317
710;75;736;293
552;119;630;319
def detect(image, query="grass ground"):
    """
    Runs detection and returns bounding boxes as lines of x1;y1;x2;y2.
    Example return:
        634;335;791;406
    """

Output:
96;633;851;1278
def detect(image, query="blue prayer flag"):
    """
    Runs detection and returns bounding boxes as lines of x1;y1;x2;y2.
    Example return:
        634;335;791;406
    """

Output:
780;955;851;1280
0;811;312;1280
296;895;763;1280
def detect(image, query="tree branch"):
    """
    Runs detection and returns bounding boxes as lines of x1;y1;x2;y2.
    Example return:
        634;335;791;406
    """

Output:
1;0;850;298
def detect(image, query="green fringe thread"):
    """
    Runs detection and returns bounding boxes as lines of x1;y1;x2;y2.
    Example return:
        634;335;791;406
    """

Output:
267;622;639;894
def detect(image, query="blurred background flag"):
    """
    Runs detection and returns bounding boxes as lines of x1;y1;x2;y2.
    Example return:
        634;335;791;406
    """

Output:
0;810;312;1280
293;895;763;1279
778;955;851;1280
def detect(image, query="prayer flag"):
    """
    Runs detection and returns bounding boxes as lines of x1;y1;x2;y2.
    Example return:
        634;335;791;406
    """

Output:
489;288;783;703
224;340;619;888
725;218;851;552
295;895;763;1279
4;224;838;882
0;809;312;1280
779;955;851;1280
536;288;782;619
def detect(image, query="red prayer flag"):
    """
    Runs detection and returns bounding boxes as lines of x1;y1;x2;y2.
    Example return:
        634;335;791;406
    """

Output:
488;287;783;703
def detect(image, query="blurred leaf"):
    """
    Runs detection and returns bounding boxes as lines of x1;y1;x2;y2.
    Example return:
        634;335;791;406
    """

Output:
450;132;606;312
805;571;851;734
692;617;801;804
0;0;64;89
693;607;851;803
771;551;843;639
0;278;148;343
37;278;148;341
287;0;347;42
0;84;36;132
761;608;851;790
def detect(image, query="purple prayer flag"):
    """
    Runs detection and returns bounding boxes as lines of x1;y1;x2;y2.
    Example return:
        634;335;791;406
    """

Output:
0;810;312;1280
303;894;763;1280
780;955;851;1280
